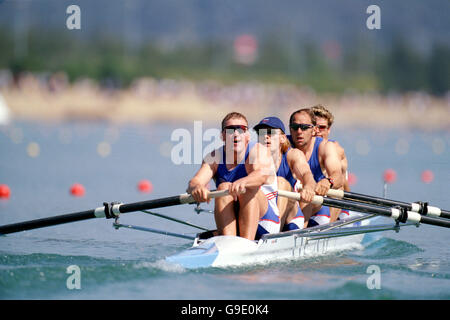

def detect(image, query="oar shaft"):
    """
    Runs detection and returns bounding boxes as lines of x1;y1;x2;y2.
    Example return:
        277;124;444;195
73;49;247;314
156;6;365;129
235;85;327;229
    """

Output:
278;190;450;228
0;190;229;235
119;195;186;213
0;209;97;235
325;189;450;219
323;197;450;228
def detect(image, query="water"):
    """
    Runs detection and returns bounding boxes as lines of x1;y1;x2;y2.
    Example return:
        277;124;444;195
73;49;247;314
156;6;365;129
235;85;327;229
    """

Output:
0;121;449;300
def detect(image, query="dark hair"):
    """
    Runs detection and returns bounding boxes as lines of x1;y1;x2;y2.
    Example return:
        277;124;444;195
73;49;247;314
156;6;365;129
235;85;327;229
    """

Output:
289;108;316;126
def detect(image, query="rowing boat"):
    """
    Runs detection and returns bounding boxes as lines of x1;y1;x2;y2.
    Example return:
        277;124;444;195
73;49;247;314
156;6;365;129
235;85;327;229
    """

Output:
165;212;406;269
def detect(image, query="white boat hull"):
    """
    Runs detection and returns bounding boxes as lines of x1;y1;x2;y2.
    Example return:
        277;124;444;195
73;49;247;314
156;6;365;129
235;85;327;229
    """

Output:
166;212;387;269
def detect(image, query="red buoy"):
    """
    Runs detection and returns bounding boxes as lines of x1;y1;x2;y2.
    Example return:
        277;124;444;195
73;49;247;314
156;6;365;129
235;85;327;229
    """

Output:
70;183;85;197
347;172;357;186
421;170;434;184
383;169;397;184
0;184;11;199
138;180;153;193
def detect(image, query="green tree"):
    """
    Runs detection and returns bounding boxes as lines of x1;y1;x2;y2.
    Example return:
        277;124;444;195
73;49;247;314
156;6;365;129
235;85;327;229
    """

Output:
378;39;427;92
428;44;450;96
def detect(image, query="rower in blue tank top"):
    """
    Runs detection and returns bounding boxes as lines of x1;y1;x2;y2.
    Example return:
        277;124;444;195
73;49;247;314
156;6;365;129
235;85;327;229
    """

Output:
214;141;280;240
188;112;284;241
307;136;327;182
214;141;254;187
275;148;306;231
287;133;331;226
312;104;351;221
288;108;345;227
276;150;297;189
305;136;331;226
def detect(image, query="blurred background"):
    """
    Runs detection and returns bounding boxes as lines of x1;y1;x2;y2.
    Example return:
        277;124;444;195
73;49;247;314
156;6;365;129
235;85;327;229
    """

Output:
0;0;449;128
0;0;448;207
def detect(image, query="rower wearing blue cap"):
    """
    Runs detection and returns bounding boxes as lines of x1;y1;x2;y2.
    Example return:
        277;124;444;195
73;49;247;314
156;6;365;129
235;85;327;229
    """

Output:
254;116;316;231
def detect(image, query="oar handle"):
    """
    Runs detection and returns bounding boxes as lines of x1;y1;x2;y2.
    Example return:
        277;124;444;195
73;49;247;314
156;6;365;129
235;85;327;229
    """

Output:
118;189;229;214
277;189;323;205
179;189;230;204
295;183;344;200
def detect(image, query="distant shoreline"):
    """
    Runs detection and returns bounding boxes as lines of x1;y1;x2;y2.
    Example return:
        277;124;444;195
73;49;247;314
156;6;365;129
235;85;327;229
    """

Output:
1;77;449;130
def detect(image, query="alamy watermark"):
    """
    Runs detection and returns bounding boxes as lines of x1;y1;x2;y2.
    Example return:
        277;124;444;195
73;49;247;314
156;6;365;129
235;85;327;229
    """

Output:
66;265;81;290
171;121;222;165
366;265;381;289
366;5;381;30
66;5;81;30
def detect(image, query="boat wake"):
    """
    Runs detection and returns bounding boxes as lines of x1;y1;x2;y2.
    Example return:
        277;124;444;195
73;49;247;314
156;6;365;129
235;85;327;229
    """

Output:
133;259;187;273
350;236;423;260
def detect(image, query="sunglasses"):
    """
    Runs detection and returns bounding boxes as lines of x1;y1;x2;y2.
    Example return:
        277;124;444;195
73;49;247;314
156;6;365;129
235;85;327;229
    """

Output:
317;125;329;130
290;123;314;131
222;125;248;134
255;128;280;136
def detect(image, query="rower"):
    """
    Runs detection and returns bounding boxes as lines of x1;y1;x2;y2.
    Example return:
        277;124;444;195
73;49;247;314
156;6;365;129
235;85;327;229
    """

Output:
311;104;350;221
187;112;279;240
253;116;316;231
288;108;344;227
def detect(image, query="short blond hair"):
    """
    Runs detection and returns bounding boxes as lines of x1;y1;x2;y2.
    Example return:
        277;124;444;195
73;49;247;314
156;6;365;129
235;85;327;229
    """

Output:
221;112;248;130
311;104;334;127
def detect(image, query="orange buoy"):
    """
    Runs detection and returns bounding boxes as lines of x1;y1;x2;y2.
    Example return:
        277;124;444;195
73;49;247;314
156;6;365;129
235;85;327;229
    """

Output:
347;172;357;186
70;183;85;197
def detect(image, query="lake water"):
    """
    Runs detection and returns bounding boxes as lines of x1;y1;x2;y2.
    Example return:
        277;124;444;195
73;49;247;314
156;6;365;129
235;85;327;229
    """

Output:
0;121;449;300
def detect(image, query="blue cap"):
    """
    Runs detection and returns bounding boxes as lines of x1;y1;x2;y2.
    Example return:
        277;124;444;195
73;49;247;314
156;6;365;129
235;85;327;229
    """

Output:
253;116;286;133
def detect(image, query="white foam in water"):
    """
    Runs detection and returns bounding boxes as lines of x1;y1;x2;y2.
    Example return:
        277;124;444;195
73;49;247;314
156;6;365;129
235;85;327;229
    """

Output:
133;259;186;273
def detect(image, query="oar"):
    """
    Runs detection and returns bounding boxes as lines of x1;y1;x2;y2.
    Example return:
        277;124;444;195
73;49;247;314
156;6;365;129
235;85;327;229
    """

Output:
278;190;450;228
0;190;228;235
326;189;450;219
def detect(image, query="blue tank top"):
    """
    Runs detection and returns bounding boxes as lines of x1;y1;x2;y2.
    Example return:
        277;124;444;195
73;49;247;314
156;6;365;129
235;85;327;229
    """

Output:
308;137;326;182
276;150;296;189
214;141;255;187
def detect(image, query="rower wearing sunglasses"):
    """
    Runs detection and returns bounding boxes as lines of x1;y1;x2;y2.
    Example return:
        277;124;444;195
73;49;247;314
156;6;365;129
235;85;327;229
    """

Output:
311;104;350;222
288;108;344;227
187;112;280;240
253;117;316;231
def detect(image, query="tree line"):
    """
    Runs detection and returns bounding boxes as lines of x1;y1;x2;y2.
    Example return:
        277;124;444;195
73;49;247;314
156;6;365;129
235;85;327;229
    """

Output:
0;29;448;96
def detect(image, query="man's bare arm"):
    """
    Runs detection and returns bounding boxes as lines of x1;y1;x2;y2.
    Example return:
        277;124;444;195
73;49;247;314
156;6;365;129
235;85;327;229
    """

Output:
187;150;218;202
316;141;343;195
287;148;316;202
